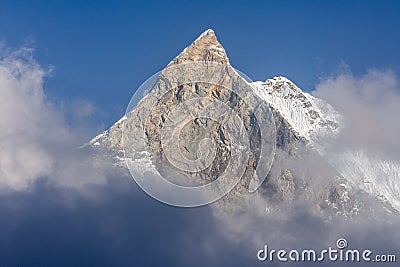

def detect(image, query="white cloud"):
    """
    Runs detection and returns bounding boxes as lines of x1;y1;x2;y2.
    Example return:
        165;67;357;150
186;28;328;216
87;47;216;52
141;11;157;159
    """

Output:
0;46;111;191
313;68;400;159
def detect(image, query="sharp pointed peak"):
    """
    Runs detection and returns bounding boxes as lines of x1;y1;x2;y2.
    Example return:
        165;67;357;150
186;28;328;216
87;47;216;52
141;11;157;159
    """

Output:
195;28;215;39
169;29;229;66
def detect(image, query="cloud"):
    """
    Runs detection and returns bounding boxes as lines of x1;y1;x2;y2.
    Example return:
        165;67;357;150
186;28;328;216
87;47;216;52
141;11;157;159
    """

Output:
215;204;400;266
0;176;224;266
312;67;400;159
0;45;110;191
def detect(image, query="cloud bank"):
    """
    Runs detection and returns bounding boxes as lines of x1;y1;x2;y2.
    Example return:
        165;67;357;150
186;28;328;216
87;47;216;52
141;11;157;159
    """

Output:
0;46;113;192
313;67;400;160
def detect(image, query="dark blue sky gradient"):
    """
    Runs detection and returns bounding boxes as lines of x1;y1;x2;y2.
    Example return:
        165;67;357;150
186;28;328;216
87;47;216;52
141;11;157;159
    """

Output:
1;1;399;129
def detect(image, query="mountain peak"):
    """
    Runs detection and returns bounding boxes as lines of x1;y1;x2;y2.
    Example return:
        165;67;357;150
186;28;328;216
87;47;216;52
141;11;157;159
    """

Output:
198;28;215;37
169;29;229;65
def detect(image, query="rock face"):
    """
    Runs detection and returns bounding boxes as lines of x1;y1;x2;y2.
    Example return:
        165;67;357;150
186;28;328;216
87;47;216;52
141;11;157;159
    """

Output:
116;29;278;207
92;29;398;217
170;29;229;65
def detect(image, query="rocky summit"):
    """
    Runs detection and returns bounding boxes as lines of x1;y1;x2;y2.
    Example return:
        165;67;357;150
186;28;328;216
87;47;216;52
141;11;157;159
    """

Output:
91;29;400;218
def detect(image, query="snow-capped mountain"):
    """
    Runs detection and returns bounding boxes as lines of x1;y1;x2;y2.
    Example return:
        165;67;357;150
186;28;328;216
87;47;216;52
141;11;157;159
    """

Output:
91;29;400;217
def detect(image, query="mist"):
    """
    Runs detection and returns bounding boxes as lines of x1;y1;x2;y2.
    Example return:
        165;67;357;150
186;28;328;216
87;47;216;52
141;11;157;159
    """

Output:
313;67;400;160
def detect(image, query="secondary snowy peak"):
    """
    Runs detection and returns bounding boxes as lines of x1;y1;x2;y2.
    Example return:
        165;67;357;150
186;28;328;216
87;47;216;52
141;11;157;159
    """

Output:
252;77;341;142
169;29;229;65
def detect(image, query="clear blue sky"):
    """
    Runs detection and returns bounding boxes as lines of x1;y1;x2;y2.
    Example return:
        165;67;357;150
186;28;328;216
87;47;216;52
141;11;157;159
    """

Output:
1;0;399;128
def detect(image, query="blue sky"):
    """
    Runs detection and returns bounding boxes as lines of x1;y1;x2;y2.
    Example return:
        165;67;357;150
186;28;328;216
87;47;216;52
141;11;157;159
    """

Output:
1;0;400;129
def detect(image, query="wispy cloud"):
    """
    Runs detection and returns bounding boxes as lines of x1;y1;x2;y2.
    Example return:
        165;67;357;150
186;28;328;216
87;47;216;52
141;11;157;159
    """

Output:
313;66;400;160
